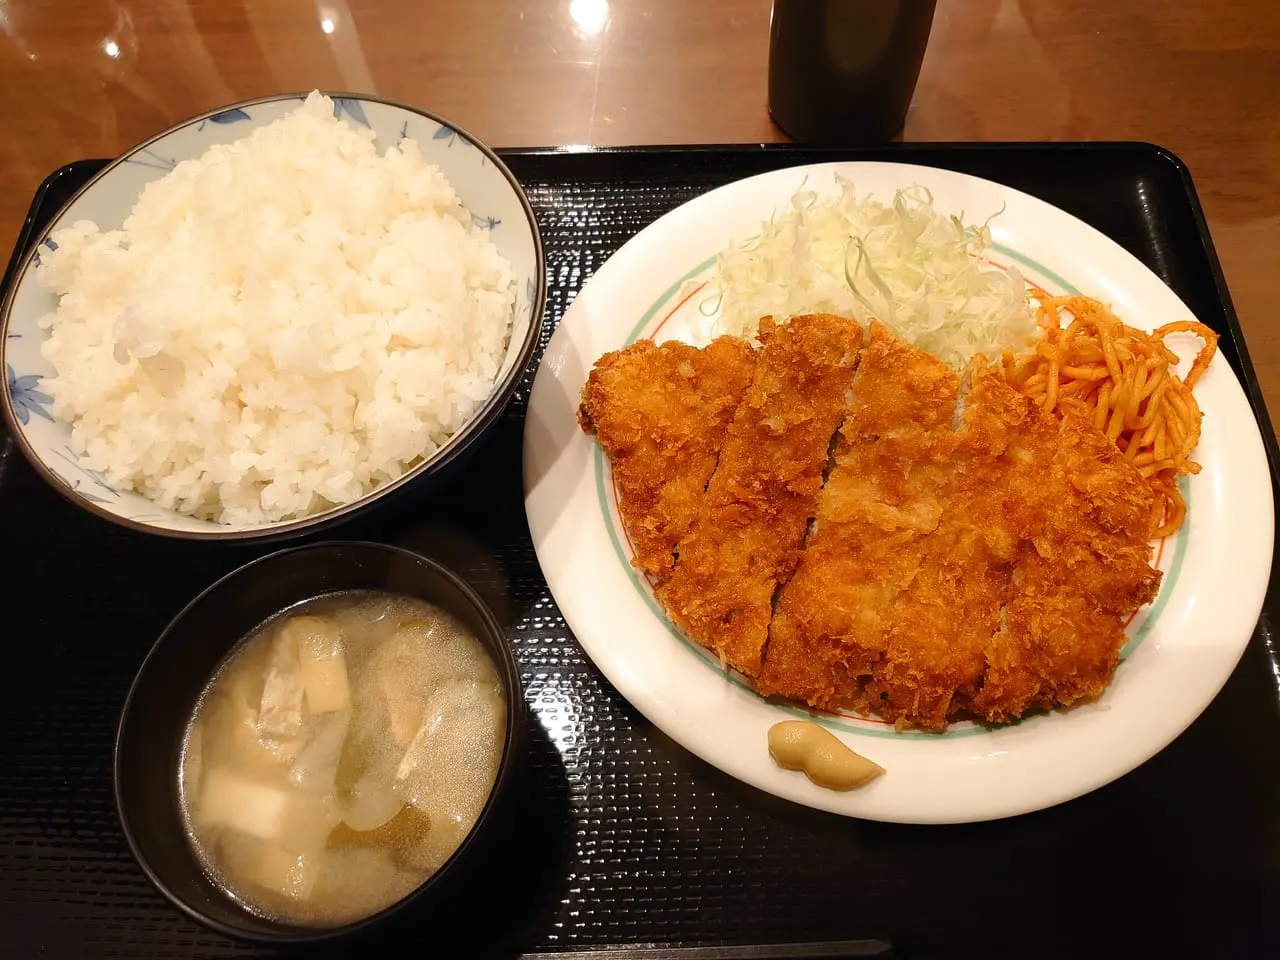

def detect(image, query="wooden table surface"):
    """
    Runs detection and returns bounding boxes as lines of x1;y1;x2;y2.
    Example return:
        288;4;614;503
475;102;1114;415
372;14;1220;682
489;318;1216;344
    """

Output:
2;0;1278;422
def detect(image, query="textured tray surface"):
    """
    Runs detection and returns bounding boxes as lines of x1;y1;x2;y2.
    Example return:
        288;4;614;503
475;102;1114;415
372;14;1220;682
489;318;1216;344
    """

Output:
2;146;1277;959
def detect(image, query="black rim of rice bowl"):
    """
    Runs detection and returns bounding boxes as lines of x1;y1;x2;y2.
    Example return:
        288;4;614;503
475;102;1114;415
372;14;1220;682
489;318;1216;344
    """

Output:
0;91;547;542
113;540;527;943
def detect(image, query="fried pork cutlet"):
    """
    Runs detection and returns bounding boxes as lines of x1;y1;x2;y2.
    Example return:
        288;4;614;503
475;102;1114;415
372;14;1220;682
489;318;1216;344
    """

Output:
580;317;1164;731
656;314;862;677
578;336;756;583
758;321;995;728
963;372;1162;722
759;326;1161;730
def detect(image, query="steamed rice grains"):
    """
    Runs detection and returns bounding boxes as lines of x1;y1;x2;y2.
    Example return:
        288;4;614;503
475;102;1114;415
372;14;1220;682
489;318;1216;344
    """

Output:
35;93;516;526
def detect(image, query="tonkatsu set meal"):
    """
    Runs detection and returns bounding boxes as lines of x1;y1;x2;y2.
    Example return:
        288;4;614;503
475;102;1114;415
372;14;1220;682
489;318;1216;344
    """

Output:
1;70;1268;949
579;181;1217;734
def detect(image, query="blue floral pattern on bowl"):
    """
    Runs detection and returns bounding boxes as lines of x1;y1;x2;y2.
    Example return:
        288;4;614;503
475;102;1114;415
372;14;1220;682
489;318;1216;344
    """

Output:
0;93;544;538
196;108;252;131
124;148;178;173
333;98;370;127
31;236;58;268
50;446;117;503
6;364;53;425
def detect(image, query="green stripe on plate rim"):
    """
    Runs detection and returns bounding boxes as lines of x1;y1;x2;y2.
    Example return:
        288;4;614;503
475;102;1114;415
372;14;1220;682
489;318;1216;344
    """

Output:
596;242;1191;740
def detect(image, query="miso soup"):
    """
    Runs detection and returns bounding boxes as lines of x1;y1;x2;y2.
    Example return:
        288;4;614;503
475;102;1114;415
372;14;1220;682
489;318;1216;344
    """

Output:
179;590;507;926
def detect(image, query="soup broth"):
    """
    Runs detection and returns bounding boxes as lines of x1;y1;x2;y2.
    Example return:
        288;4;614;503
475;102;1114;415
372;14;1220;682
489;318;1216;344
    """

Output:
179;590;507;926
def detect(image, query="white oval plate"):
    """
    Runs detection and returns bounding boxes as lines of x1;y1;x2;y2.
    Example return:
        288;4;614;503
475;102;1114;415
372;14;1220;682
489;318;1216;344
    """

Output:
522;161;1274;824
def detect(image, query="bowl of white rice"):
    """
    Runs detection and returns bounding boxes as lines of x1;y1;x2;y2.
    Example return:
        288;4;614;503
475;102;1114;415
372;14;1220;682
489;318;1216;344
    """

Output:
0;91;545;540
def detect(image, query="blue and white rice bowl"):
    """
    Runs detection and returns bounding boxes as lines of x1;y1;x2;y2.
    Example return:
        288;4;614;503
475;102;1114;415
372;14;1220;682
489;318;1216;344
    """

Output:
0;92;545;540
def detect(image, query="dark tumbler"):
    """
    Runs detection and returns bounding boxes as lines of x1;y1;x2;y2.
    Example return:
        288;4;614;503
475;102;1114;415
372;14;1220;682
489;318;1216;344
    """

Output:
768;0;938;144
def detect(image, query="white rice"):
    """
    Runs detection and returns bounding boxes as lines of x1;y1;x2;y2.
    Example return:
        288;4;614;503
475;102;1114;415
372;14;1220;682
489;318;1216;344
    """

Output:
36;92;515;526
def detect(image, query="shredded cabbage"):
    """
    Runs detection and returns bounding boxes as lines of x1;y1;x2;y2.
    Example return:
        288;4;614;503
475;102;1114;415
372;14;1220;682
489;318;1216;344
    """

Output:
709;176;1037;370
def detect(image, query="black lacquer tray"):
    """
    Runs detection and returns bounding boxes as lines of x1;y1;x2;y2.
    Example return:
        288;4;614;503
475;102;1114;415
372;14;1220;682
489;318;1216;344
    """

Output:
2;145;1278;960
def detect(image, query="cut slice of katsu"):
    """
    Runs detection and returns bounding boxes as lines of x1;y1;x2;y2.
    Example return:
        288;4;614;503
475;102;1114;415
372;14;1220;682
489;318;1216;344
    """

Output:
656;314;863;677
961;370;1162;723
759;326;1162;731
861;360;1160;728
578;336;757;583
757;321;979;726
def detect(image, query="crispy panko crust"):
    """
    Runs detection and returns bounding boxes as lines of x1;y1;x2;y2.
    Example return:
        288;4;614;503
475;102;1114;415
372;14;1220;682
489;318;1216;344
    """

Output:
758;322;992;729
960;370;1161;723
579;318;1163;730
578;336;756;583
656;314;862;677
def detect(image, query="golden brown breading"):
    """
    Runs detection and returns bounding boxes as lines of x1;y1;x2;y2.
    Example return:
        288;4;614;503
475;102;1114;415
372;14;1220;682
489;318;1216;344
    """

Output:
961;368;1161;722
761;328;1160;730
862;361;1159;728
974;554;1136;724
656;314;862;677
758;322;967;722
580;318;1165;731
578;336;756;583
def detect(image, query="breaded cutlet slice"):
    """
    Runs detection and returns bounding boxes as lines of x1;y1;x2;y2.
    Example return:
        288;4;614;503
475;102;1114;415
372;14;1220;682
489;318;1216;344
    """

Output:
844;352;1027;728
578;336;757;583
761;330;1161;731
657;314;862;677
964;370;1162;722
758;321;974;724
975;554;1138;724
857;362;1160;728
